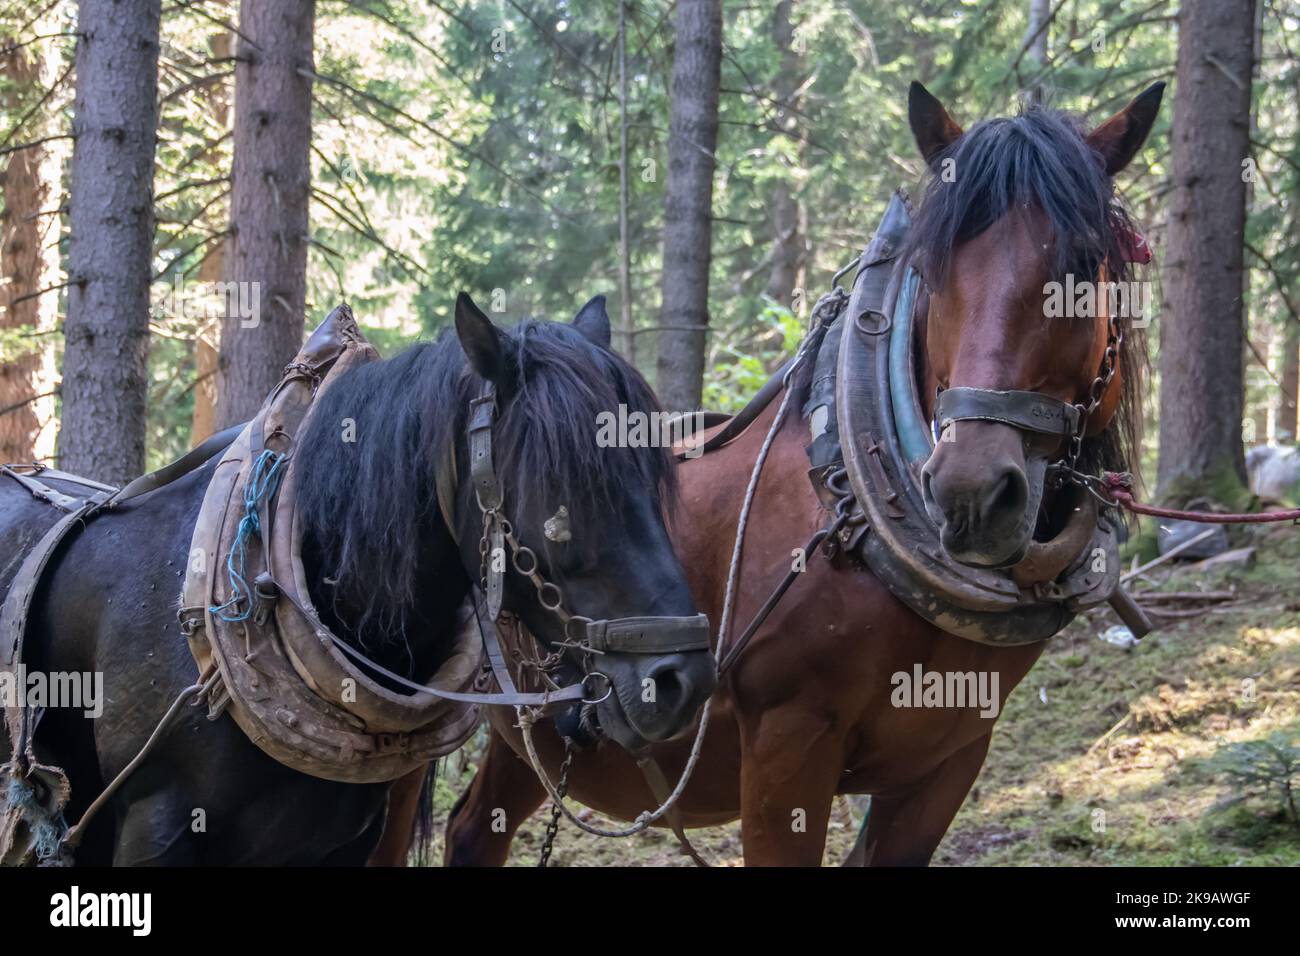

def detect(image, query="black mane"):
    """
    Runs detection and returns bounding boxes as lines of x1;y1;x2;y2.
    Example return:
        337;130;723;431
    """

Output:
293;319;675;644
900;104;1147;480
902;107;1132;286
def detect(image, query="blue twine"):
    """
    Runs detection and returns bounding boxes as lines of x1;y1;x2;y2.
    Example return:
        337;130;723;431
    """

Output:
5;776;66;862
209;449;286;623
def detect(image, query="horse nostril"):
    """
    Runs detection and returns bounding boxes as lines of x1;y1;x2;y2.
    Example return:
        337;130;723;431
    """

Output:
983;466;1027;523
645;664;687;715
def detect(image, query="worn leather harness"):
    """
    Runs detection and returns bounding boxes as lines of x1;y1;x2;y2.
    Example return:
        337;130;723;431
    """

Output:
1;425;246;865
681;189;1152;667
2;304;711;866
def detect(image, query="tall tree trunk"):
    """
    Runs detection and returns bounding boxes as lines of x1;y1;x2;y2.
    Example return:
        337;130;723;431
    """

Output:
1022;0;1051;105
189;31;232;444
1155;0;1257;500
0;22;63;463
1280;323;1299;443
1277;35;1300;446
617;0;634;363
213;0;315;429
655;0;721;412
60;0;162;483
763;0;804;310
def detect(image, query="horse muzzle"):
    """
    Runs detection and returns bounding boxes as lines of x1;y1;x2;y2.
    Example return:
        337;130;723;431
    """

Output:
922;387;1078;567
580;613;716;746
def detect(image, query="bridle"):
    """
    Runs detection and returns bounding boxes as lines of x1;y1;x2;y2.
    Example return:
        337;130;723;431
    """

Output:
927;262;1125;496
450;379;720;867
438;380;712;709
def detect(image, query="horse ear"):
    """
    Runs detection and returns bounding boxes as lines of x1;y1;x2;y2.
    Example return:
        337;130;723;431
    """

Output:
1085;82;1165;176
572;295;611;349
908;81;963;169
454;292;513;385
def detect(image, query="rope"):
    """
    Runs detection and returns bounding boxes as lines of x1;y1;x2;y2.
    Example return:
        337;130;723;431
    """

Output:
516;291;838;843
4;777;66;863
209;450;286;622
1100;472;1300;524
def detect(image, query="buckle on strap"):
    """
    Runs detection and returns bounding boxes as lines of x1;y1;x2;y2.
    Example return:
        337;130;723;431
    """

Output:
583;614;711;654
933;387;1081;437
468;387;502;512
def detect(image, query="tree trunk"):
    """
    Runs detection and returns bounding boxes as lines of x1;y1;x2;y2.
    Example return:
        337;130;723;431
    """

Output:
189;32;232;445
763;0;804;310
655;0;722;412
0;21;63;464
1155;0;1257;501
617;0;634;363
1022;0;1051;104
213;0;315;430
1280;323;1299;443
60;0;162;483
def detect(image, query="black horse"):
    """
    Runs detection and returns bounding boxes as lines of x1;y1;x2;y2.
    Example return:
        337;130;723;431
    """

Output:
0;293;715;864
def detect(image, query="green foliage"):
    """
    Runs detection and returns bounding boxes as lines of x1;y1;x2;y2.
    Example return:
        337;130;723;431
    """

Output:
5;0;1299;477
702;299;803;412
1200;729;1300;831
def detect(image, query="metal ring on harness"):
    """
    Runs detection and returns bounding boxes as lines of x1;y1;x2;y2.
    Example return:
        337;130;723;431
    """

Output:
581;672;613;704
854;309;892;337
537;582;564;613
511;544;538;577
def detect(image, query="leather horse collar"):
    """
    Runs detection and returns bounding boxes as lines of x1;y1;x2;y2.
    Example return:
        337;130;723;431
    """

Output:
687;190;1149;647
826;189;1148;645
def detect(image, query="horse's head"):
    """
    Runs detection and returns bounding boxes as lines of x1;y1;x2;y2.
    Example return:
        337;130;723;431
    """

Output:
906;81;1161;567
450;293;716;749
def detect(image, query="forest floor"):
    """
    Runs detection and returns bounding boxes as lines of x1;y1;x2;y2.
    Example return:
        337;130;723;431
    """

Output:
419;520;1300;867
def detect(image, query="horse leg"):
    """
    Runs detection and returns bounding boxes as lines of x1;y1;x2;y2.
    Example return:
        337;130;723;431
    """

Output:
113;786;200;866
368;767;427;866
444;730;545;866
738;708;844;866
842;733;991;867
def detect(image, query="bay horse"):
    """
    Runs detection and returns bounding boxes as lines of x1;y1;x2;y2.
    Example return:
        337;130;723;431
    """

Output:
379;82;1163;866
0;293;714;864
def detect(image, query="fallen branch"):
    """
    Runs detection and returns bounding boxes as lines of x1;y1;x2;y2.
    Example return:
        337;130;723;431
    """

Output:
1120;528;1217;583
1086;712;1133;756
1142;604;1243;619
1133;590;1237;604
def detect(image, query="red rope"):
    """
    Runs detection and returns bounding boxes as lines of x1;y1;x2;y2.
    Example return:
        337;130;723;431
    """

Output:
1100;472;1300;524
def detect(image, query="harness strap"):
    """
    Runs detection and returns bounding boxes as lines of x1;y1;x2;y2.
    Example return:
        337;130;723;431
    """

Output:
673;355;796;461
717;518;841;677
584;615;711;655
474;593;523;697
267;569;589;708
635;754;708;867
322;623;587;707
934;386;1081;438
1;497;109;768
60;666;220;852
1100;472;1300;524
112;423;247;505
